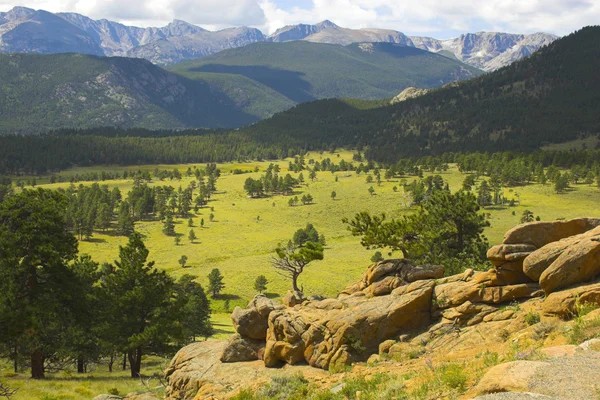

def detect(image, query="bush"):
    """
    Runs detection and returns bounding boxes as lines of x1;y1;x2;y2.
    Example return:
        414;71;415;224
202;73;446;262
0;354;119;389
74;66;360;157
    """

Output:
258;374;309;400
525;311;541;326
532;322;556;341
437;363;467;391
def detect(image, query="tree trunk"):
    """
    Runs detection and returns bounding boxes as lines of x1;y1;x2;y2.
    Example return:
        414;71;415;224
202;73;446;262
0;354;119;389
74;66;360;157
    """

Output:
122;353;127;371
12;344;18;373
31;348;44;379
77;357;85;374
108;354;114;373
292;273;300;292
128;348;142;378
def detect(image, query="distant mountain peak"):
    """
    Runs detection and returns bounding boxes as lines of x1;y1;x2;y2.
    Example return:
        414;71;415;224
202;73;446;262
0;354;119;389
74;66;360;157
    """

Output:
3;6;36;20
316;20;338;28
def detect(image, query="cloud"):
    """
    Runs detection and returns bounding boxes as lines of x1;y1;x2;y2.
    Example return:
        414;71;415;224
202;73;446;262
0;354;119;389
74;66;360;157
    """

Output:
260;0;600;37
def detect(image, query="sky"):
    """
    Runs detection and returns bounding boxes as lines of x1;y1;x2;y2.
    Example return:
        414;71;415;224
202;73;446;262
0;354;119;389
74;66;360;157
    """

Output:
0;0;597;38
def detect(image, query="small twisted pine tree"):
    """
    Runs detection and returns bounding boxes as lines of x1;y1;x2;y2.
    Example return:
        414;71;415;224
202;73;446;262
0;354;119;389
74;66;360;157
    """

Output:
271;239;324;292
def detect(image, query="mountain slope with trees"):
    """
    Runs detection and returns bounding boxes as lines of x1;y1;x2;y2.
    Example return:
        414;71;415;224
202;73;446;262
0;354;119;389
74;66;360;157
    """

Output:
0;42;481;134
169;41;482;107
236;26;600;162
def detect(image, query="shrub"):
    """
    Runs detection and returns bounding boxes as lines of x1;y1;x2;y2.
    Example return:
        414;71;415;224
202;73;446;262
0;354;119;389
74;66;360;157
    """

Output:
525;311;541;326
532;322;556;341
258;374;309;400
437;363;467;391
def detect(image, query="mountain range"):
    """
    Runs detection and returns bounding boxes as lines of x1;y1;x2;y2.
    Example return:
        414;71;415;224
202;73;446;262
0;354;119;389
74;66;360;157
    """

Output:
0;6;557;70
0;41;481;134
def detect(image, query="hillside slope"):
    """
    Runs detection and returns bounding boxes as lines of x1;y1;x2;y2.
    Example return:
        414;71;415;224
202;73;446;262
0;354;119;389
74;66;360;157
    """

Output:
0;53;257;133
169;41;482;111
236;27;600;162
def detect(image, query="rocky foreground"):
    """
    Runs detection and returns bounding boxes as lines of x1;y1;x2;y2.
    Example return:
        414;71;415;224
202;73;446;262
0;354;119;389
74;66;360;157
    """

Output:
114;218;600;399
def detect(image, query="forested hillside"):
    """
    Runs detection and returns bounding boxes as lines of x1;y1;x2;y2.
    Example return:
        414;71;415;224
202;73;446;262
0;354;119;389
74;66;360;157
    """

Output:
0;42;481;134
169;41;481;110
237;26;600;162
0;53;258;133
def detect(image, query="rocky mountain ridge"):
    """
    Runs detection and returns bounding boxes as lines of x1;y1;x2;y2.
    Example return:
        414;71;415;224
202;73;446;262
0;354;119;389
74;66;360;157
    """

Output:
0;6;557;69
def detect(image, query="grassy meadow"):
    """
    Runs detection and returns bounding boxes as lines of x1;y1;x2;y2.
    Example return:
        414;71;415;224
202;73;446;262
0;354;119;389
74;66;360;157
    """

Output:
27;150;600;311
4;150;600;399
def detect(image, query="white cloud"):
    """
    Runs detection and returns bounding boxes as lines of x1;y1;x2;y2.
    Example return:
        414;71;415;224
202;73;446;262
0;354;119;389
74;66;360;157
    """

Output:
260;0;599;37
0;0;597;36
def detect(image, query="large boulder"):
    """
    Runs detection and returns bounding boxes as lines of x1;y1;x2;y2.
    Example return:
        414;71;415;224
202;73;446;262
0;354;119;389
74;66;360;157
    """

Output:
473;360;548;395
523;226;600;281
264;279;435;370
165;340;329;400
434;276;541;309
487;244;537;267
502;218;600;248
471;351;600;399
542;279;600;318
282;290;306;307
539;238;600;294
231;295;284;340
220;334;265;363
340;259;443;297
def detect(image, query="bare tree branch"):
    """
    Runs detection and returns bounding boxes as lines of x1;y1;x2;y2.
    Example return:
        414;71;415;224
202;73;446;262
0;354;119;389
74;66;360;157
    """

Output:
0;382;17;399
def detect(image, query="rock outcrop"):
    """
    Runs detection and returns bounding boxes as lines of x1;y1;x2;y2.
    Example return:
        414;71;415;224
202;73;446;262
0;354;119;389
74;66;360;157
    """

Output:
166;218;600;399
231;295;283;340
221;259;547;372
471;346;600;399
487;218;600;294
390;87;430;104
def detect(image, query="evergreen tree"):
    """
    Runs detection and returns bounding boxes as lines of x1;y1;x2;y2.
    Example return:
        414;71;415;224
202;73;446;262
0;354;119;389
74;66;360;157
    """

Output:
371;251;384;263
0;189;78;379
118;201;135;237
207;269;225;297
477;180;492;206
271;240;324;292
162;211;176;236
520;210;535;223
101;233;181;378
175;275;212;342
254;275;268;294
188;229;197;244
179;255;188;268
344;189;489;275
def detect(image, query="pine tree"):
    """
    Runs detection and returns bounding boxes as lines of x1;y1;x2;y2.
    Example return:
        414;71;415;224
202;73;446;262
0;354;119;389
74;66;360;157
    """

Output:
188;229;197;244
207;269;225;297
254;275;268;294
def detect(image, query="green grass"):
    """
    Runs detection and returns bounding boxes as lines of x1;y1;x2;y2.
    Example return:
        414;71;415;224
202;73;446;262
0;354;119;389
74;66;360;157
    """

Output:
0;356;167;400
29;151;600;314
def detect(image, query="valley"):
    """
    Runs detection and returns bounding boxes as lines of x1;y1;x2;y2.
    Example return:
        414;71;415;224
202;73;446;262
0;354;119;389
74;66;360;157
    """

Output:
0;2;598;399
3;150;600;399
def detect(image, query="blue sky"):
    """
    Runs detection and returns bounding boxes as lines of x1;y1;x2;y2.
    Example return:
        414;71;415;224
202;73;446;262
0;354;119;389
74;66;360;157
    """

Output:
0;0;597;38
